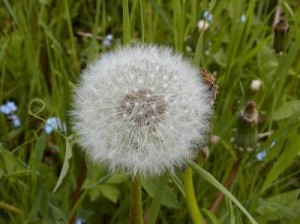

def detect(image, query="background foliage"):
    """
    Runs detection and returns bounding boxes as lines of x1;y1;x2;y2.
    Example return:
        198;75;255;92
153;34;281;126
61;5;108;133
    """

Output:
0;0;300;223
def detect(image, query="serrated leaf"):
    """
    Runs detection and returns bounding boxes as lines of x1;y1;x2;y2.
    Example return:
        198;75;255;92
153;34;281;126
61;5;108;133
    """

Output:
99;184;120;203
272;100;300;120
106;173;127;184
256;189;300;222
89;185;101;202
52;135;73;193
261;136;300;193
0;146;28;174
143;178;179;209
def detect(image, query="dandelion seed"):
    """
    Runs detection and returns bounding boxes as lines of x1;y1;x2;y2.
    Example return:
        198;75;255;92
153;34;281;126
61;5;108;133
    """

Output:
72;44;213;177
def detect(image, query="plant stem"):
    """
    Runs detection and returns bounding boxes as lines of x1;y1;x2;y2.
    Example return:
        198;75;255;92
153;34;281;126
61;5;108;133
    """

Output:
184;167;205;224
210;159;241;213
130;174;143;224
69;160;87;224
122;0;131;44
0;200;20;214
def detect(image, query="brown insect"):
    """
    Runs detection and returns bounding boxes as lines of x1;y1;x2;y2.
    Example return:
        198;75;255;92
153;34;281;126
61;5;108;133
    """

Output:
200;69;218;105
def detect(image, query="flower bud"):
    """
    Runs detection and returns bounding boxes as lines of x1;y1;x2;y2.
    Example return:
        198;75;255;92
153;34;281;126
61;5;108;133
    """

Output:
273;19;289;53
234;101;259;152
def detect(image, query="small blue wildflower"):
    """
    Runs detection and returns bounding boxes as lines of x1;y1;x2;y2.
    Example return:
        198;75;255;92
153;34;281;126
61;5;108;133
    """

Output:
44;117;66;134
0;101;17;115
75;217;86;224
9;114;21;127
240;14;246;23
105;34;113;41
271;140;276;148
256;150;267;161
203;11;213;22
103;34;113;47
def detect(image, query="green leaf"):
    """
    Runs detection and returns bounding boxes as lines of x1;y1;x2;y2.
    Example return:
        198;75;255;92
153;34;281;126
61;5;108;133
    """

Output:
187;160;257;224
52;135;73;193
106;173;127;184
0;168;3;179
202;209;222;224
89;185;101;202
143;178;179;209
261;135;300;193
272;100;300;120
147;174;169;224
29;135;46;170
99;184;120;203
256;189;300;222
0;146;28;174
148;0;174;33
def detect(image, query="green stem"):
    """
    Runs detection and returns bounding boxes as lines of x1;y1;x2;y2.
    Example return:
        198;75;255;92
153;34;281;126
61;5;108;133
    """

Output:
139;0;145;42
122;0;131;44
0;201;21;214
130;174;143;224
183;167;205;224
147;173;168;224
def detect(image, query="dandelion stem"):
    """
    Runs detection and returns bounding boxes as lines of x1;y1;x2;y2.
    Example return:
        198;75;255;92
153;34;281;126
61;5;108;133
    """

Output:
184;167;205;224
0;200;21;214
130;174;143;224
122;0;131;44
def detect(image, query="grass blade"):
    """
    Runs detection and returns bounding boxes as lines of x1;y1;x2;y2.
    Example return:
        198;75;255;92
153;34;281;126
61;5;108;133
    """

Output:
261;134;300;193
187;159;257;224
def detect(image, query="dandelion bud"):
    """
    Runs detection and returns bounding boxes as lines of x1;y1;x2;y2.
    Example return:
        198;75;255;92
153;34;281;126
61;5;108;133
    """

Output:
72;44;213;177
234;101;259;152
250;79;262;92
273;19;289;53
197;20;210;32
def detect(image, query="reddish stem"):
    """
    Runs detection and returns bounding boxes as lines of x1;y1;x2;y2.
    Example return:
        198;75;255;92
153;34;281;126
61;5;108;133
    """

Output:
69;160;87;224
210;160;241;213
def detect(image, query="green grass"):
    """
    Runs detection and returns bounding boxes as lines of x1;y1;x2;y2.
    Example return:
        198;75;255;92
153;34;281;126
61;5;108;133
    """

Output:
1;0;300;223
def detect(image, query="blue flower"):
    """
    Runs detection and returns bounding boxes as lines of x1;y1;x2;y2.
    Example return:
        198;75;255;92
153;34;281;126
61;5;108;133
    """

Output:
75;217;86;224
240;14;246;23
256;150;266;161
103;34;113;47
44;117;66;134
9;114;21;127
203;11;213;22
0;101;17;115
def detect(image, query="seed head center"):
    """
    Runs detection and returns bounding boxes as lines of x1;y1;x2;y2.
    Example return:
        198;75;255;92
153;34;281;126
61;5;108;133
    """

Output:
119;89;166;126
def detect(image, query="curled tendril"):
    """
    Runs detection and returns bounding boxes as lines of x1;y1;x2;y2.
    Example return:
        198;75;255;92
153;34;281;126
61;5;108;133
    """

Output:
28;99;46;122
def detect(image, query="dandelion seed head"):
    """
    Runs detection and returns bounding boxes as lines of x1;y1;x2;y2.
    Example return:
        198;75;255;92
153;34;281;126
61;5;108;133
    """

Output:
72;44;213;177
